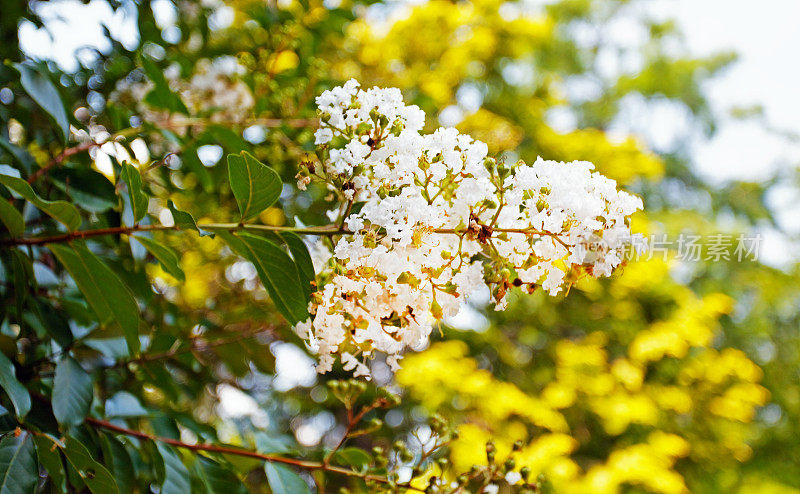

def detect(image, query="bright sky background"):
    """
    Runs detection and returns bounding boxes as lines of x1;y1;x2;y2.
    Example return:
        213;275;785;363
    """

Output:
17;0;800;261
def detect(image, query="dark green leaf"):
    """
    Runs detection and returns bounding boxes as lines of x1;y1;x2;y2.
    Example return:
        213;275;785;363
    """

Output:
227;152;282;222
333;447;372;470
281;232;315;301
105;391;148;418
99;434;134;494
0;351;30;419
219;232;308;324
156;443;191;494
0;137;35;176
49;242;141;353
0;431;38;494
15;63;69;141
32;299;74;348
194;457;246;494
141;57;188;114
33;435;66;491
264;463;310;494
51;168;117;213
133;236;185;281
0;172;81;231
0;200;23;237
167;200;213;237
53;357;93;427
120;162;148;224
62;435;119;494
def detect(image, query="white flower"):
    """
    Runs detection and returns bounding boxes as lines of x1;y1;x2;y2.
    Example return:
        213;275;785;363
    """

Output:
294;81;645;378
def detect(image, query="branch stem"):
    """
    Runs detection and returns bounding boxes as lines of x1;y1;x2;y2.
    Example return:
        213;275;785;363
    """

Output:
2;223;568;247
85;417;408;486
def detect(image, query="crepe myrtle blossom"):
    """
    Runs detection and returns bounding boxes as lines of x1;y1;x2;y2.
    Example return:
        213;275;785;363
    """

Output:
294;80;645;377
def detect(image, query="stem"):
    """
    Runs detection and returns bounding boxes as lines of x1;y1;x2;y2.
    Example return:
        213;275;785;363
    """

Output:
28;141;100;184
0;223;347;247
1;221;571;248
85;417;420;489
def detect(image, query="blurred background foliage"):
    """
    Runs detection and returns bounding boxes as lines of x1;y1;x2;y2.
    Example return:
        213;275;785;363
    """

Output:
1;0;799;493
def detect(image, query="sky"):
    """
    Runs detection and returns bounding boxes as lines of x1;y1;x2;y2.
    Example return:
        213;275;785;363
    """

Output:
17;0;800;262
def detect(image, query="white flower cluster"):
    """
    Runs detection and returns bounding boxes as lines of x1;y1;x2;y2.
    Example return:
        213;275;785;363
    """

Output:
111;57;254;126
295;80;645;377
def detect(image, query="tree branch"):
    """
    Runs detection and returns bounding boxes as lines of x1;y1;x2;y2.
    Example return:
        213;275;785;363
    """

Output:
85;417;420;490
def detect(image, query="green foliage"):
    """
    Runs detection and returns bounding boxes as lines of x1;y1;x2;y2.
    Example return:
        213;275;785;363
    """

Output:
0;432;37;494
0;172;80;231
52;357;93;427
228;151;283;222
264;463;311;494
0;0;796;493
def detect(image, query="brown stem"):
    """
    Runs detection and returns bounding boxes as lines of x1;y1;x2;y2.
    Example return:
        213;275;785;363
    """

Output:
0;223;346;247
85;417;416;488
28;141;101;184
1;222;570;248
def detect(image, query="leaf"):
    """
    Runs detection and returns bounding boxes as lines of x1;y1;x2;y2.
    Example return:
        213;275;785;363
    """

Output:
264;463;310;494
99;434;134;494
33;435;66;491
156;443;191;494
227;152;282;222
62;435;119;494
333;447;372;471
194;457;246;494
0;352;30;419
0;431;38;494
0;173;80;231
51;168;117;213
15;63;69;141
0;200;23;237
167;200;213;237
281;232;315;301
133;236;185;281
53;357;93;427
0;137;35;176
49;242;141;353
120;162;148;224
140;57;188;114
105;391;148;418
219;232;308;324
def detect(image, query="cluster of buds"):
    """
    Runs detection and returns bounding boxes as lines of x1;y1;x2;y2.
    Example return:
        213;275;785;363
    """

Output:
295;80;645;376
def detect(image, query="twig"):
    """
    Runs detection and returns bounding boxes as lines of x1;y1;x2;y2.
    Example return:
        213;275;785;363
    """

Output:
85;417;421;490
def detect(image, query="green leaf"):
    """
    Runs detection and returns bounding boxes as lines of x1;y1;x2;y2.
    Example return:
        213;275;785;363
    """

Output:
15;63;69;142
264;463;310;494
51;168;117;213
0;137;35;176
33;435;66;491
133;236;185;281
281;232;316;301
0;173;81;231
119;162;148;224
156;443;191;494
227;152;282;222
333;447;372;471
62;435;119;494
141;57;188;114
0;201;23;237
194;457;246;494
53;357;93;427
105;391;148;418
99;434;134;494
167;200;213;237
219;232;308;324
0;431;38;494
49;242;141;353
0;352;30;419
